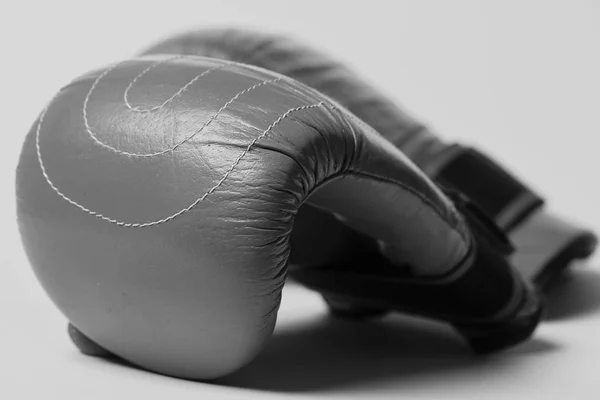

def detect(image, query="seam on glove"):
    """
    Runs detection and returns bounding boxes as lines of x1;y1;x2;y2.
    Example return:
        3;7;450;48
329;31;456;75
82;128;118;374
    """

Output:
37;59;466;240
83;60;280;157
124;54;214;113
37;93;324;227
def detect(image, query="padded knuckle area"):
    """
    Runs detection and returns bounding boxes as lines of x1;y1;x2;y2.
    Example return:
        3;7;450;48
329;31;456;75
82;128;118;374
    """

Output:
32;55;345;228
17;55;350;380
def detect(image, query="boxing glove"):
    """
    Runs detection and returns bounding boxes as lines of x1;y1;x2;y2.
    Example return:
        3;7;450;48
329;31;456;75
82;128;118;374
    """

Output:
17;55;540;380
141;29;597;289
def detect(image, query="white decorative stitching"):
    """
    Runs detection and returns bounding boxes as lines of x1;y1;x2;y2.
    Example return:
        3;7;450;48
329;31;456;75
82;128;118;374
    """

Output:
83;59;241;157
36;69;327;227
124;55;221;113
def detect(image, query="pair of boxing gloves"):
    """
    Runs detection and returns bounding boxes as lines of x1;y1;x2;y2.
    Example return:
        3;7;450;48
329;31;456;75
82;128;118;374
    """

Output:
16;29;596;380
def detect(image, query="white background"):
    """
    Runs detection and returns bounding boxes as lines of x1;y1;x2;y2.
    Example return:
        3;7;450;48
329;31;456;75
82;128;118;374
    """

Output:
1;1;599;399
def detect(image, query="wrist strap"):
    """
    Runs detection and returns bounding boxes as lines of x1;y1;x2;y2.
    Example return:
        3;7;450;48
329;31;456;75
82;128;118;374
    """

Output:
432;144;544;232
431;144;596;287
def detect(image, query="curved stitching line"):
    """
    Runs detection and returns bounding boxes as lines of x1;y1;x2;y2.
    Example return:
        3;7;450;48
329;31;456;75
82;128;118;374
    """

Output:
40;57;467;238
84;71;281;158
37;92;326;227
83;61;240;157
124;55;220;113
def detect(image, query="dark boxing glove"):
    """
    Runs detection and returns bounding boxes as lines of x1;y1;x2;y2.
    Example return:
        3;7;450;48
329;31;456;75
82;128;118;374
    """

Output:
17;55;540;379
141;29;597;288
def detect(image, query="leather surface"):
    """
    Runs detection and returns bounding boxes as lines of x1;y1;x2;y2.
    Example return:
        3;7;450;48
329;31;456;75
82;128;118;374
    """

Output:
140;29;453;272
141;29;597;282
141;29;447;167
16;55;470;379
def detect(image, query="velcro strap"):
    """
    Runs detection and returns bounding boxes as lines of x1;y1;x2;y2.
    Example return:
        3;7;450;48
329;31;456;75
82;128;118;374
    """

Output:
433;145;544;232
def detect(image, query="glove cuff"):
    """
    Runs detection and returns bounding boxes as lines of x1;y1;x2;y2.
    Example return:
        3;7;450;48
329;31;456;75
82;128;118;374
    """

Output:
430;144;597;284
510;208;598;288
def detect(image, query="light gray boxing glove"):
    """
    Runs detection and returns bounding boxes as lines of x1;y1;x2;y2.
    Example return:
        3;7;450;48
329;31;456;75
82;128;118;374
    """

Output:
17;55;540;380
